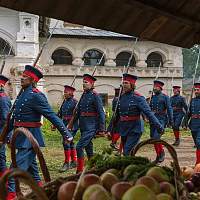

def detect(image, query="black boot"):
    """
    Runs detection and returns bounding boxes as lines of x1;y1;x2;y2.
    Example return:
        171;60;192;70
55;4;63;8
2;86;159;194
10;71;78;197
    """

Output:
110;142;119;151
59;162;70;173
153;151;165;164
70;161;77;168
158;150;165;163
153;155;160;164
172;139;180;146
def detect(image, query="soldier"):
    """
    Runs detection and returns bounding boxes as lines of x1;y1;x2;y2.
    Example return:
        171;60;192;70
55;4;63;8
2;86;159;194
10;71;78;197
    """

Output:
170;86;188;146
108;74;164;156
0;75;11;177
73;74;105;173
150;80;173;163
108;88;120;150
58;85;78;172
6;65;73;200
187;83;200;165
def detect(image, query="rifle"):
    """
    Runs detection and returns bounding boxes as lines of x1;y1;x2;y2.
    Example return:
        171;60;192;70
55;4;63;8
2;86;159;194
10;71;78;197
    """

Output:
67;51;105;130
182;47;200;128
0;21;59;145
0;57;5;74
0;45;12;74
107;38;138;134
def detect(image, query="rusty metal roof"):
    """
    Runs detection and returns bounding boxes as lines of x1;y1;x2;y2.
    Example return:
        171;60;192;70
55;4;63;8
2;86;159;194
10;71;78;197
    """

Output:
0;0;200;48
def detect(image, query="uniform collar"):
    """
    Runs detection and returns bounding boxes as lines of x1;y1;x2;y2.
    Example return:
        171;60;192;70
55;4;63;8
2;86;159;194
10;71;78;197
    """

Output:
23;85;33;92
124;90;133;95
84;89;93;93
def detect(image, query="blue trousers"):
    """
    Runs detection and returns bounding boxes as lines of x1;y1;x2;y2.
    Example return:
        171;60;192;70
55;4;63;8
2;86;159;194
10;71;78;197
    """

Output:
63;130;76;150
76;130;94;158
121;132;142;156
8;148;41;192
173;113;184;131
150;119;165;140
192;130;200;149
0;144;6;172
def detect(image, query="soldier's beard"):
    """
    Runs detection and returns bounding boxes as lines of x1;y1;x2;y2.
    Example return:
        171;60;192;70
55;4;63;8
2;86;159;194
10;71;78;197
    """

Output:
153;89;161;95
195;92;200;97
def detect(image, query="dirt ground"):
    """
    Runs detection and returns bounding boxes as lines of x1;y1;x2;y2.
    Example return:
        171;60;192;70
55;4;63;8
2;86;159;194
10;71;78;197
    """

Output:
138;136;196;167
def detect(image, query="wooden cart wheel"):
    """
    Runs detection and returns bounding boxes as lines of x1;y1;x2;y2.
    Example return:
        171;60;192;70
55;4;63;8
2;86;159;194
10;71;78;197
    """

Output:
0;169;48;200
10;127;51;197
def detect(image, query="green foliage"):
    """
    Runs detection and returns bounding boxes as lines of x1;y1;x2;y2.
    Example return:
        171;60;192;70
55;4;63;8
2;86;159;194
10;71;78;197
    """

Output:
183;45;200;78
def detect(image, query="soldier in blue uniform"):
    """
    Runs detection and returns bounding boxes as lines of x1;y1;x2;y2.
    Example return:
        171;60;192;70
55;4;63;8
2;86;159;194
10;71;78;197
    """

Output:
73;74;105;173
108;88;121;150
170;86;188;146
187;83;200;165
108;74;164;156
6;65;73;200
58;85;78;172
0;75;11;177
150;80;174;163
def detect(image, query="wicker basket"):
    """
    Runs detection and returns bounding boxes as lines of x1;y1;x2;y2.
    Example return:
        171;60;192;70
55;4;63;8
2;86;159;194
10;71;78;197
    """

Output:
0;169;48;200
0;127;51;200
130;138;188;200
1;137;188;200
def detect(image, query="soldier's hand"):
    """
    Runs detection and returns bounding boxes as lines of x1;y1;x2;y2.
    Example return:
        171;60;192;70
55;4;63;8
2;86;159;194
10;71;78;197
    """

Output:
67;125;73;131
5;138;11;148
96;131;106;138
64;136;73;144
107;132;112;140
51;125;56;131
158;127;164;135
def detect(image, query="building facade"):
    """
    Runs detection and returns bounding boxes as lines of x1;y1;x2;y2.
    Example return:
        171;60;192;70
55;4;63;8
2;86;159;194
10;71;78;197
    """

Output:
0;7;183;107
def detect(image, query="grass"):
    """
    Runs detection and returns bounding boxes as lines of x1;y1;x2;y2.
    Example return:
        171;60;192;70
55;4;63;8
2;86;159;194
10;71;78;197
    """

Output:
6;107;191;181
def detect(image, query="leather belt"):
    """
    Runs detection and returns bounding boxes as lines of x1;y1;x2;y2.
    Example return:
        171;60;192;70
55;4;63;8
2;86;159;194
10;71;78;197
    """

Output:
63;115;72;120
14;121;42;128
173;107;183;111
153;110;166;115
120;115;140;121
80;112;98;117
191;114;200;119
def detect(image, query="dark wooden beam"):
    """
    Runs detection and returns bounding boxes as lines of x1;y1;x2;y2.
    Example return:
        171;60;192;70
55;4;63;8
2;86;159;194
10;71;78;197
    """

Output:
126;0;200;29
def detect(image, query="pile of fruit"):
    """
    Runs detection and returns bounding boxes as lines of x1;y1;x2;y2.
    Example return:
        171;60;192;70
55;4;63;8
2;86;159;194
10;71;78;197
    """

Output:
56;148;187;200
57;165;185;200
181;164;200;199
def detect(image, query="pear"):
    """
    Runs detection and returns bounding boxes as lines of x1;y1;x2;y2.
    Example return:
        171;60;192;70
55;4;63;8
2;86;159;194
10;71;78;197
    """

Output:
146;167;170;182
111;182;132;200
122;185;156;200
100;172;119;191
105;168;120;177
135;176;160;194
123;164;138;178
88;188;111;200
156;193;173;200
57;181;77;200
74;174;101;200
83;184;109;200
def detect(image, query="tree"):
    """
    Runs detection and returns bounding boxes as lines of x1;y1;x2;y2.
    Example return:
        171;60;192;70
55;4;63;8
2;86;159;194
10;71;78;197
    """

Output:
183;45;200;78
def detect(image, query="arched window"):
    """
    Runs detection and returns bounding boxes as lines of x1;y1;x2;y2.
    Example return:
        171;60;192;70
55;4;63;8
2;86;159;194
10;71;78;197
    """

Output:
0;38;14;56
146;52;163;67
83;49;105;66
115;51;136;67
51;49;72;65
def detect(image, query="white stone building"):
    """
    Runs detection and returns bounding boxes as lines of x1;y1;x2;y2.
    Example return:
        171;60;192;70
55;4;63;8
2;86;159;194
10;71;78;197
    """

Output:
0;7;183;107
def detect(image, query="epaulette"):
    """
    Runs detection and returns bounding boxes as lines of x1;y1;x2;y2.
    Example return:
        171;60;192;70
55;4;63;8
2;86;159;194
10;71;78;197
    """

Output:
162;91;167;96
92;90;98;95
134;91;142;96
0;93;6;97
32;88;41;93
73;97;78;102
